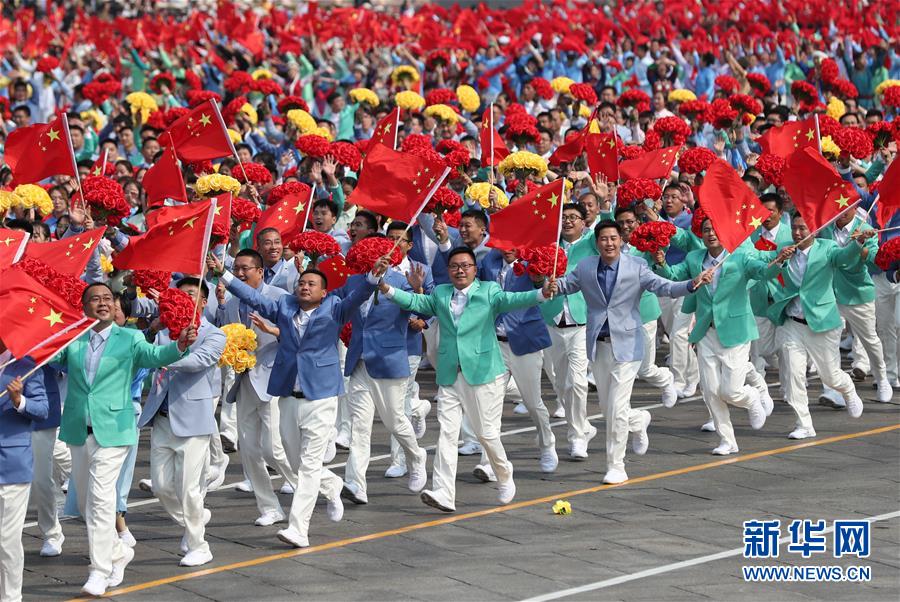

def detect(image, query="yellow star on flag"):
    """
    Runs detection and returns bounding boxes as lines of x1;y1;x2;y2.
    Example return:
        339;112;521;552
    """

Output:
46;128;61;142
214;205;222;215
183;217;199;228
82;237;94;251
44;309;64;327
1;237;13;246
805;129;815;141
199;114;211;126
293;201;306;214
835;194;850;208
547;192;559;207
749;216;762;229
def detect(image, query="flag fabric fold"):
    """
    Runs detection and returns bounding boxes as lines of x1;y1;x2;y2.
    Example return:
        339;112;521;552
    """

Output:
143;145;187;207
585;133;619;181
162;99;233;162
0;229;30;269
782;147;860;233
370;108;401;150
618;145;680;181
479;107;509;167
25;226;107;277
875;158;900;229
4;115;77;185
256;187;314;243
697;160;772;252
487;179;566;251
757;117;818;159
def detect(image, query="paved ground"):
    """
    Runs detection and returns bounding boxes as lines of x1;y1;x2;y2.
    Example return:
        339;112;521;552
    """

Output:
20;358;900;601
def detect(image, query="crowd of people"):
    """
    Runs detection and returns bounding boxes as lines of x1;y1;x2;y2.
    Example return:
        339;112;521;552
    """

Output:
1;0;899;599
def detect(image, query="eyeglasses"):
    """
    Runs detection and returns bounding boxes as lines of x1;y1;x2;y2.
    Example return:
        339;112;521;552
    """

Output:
448;263;476;271
233;265;262;273
561;214;583;222
87;295;114;304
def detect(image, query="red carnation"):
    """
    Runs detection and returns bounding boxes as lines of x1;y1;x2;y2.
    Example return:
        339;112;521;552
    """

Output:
295;135;332;159
443;209;461;228
714;75;740;94
330;141;362;172
435;139;470;173
210;220;229;246
425;88;457;106
569;83;598;105
619;145;646;160
346;237;402;274
875;237;900;271
679;99;710;122
149;72;177;95
746;73;771;98
818;59;840;84
224;71;254;95
677;147;716;174
340;322;352;347
425;50;451;70
643;128;661;151
755;153;786;186
829;78;858;100
729;94;762;117
252;79;283;96
183;70;202;91
132;269;172;293
37;56;59;74
690;205;707;238
186;90;221;108
618;88;650;110
400;134;434;152
791;80;819;104
277;96;309;114
816;114;841;138
188;160;215;175
617;178;662;205
14;257;85;309
631;221;676;254
529;77;554;100
652;116;691;147
424;186;463;214
158;287;198;339
288;231;341;262
504;112;541;147
517;244;567;278
833;127;874;160
883;87;900;108
268;181;312;205
222;96;250;126
235;162;273;184
83;74;122;106
73;176;130;226
866;121;894;149
708;98;739;130
231;197;261;227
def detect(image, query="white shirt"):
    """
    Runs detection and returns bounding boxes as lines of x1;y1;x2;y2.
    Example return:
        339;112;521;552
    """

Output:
450;283;474;324
85;325;113;385
833;221;854;248
292;308;314;391
786;246;812;319
702;251;728;295
0;350;27;414
761;223;781;243
495;261;514;336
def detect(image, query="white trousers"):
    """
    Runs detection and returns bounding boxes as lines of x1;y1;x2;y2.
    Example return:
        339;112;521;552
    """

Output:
236;377;292;516
334;342;352;440
499;342;555;449
207;396;228;474
547;325;590;443
219;367;238;443
432;374;510;504
751;316;780;374
70;436;129;578
30;428;64;546
697;331;755;449
390;355;424;467
344;362;422;495
150;416;210;554
840;302;887;381
0;483;29;602
286;395;339;537
590;341;644;473
638;322;674;389
777;320;858;430
874;273;900;382
659;297;700;390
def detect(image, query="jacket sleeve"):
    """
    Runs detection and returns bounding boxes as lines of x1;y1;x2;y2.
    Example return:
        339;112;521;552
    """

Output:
133;334;189;370
494;288;544;313
654;260;690;281
165;328;226;373
830;239;864;270
335;280;377;323
554;269;582;296
638;261;693;298
742;253;783;281
223;275;280;321
389;288;437;317
18;365;49;421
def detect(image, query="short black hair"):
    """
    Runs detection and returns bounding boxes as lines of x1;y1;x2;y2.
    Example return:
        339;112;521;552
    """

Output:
234;248;264;268
299;268;328;288
790;211;806;223
562;202;587;220
12;105;31;117
594;219;623;238
614;205;637;219
255;227;281;243
759;192;783;212
114;292;132;319
460;209;487;229
313;198;339;218
176;276;210;299
386;221;412;241
447;246;477;265
4;218;33;235
82;282;114;304
353;210;378;232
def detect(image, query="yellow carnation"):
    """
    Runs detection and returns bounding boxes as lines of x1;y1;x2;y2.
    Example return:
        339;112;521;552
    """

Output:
551;77;574;94
552;499;572;515
13;184;52;215
227;128;243;144
668;89;697;103
424;104;459;125
826;96;846;121
80;109;107;131
349;88;380;107
465;183;509;209
251;68;273;80
498;151;548;179
99;254;114;274
391;65;420;85
875;79;900;95
286;109;317;134
579;104;592;119
196;174;241;197
309;126;333;141
125;91;158;124
239;103;258;125
395;90;426;111
820;135;841;160
456;85;480;112
0;190;22;212
219;324;258;372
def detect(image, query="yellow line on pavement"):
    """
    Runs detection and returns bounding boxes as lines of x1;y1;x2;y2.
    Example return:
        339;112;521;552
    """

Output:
68;423;900;600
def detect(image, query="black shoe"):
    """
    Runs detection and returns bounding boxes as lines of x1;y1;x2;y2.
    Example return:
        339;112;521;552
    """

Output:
850;368;867;382
221;435;236;453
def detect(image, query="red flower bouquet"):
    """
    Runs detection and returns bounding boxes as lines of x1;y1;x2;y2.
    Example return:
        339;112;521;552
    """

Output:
617;178;662;205
346;236;402;274
224;71;254;95
833;127;874;160
569;83;597;105
186;90;221;108
400;133;434;152
340;322;353;347
37;56;59;74
443;209;462;228
425;88;457;106
149;72;177;94
746;73;771;98
436;139;470;174
83;74;122;106
791;80;819;104
729;94;763;117
829;78;858;100
617;88;650;110
619;145;646;160
252;79;283;96
235;162;273;184
883;87;900;108
816;115;841;138
818;59;840;84
277;96;309;114
424;186;463;214
75;176;130;226
287;231;341;262
715;75;740;94
529;77;554;100
330;141;363;171
268;181;312;205
642;128;661;151
652;116;692;146
210;220;228;246
15;257;86;309
504;113;541;147
631;221;676;254
708;99;739;130
866;121;894;149
517;244;567;278
159;287;198;339
690;205;707;238
679;99;711;121
231;197;261;227
755;153;786;187
132;269;172;294
188;160;215;176
875;238;900;272
678;147;716;174
425;50;451;70
295;134;331;159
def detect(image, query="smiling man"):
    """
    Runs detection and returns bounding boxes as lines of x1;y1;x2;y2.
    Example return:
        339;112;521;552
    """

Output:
256;228;300;293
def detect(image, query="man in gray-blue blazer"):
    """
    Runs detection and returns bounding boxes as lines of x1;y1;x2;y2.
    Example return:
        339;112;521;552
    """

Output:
552;220;711;485
139;278;226;568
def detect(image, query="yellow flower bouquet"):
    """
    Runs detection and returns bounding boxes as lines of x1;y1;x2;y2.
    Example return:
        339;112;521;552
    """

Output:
551;77;574;94
125;91;158;124
424;103;459;125
349;87;380;107
668;89;697;103
395;90;426;111
456;85;480;112
219;324;258;373
391;65;420;86
286;109;317;134
465;183;509;209
13;184;53;215
196;174;242;197
498;151;548;180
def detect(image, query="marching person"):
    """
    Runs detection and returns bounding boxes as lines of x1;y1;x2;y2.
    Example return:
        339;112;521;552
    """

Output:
29;365;66;558
55;283;196;597
138;278;227;567
379;247;557;512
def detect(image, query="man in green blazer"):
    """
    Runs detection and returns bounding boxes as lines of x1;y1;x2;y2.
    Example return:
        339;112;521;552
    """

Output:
379;248;556;512
654;216;791;455
55;282;195;597
768;213;875;440
819;207;892;403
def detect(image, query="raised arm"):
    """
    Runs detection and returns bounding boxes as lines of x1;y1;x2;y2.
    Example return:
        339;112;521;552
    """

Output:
164;328;226;373
219;272;280;322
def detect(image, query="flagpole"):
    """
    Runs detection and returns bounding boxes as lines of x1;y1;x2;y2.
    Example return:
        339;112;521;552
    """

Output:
211;99;260;205
392;108;400;150
192;198;217;329
300;184;316;233
100;148;109;176
489;103;495;186
62;113;85;210
549;179;567;299
768;200;863;266
814;114;822;154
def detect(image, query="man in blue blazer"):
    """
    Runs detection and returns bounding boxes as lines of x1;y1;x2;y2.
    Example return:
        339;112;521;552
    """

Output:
30;365;66;558
257;227;301;293
550;220;710;485
139;278;226;568
0;345;49;602
478;247;557;474
212;252;390;549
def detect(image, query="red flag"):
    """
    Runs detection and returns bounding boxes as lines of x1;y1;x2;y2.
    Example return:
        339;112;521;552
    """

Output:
162;99;233;162
757;117;817;159
0;269;94;362
256;188;314;243
349;143;450;222
479;107;509;167
876;159;900;229
143;145;187;208
4;115;77;185
585;133;619;181
113;200;216;274
318;255;349;289
783;147;860;233
146;194;231;231
549;130;585;166
370;108;401;150
487;179;566;251
0;229;30;268
619;145;680;181
25;227;106;277
89;149;111;177
697;160;772;252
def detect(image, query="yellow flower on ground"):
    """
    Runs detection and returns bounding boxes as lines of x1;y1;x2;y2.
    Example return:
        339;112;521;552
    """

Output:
465;183;509;209
196;174;242;197
551;77;574;94
668;89;697;103
286;109;317;134
827;96;846;121
251;68;273;80
875;79;900;95
125;91;158;124
456;85;480;112
391;65;420;85
349;88;380;107
395;90;426;111
13;184;52;215
820;135;841;160
424;104;459;125
498;151;548;179
552;500;572;515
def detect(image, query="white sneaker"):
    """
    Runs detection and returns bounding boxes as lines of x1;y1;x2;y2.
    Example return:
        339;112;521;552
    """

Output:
411;400;431;439
408;449;427;493
602;468;629;484
40;537;63;557
323;429;337;463
119;529;137;548
631;411;651;455
180;548;213;567
712;443;739;455
552;404;566;419
746;388;766;430
334;431;351;450
845;392;864;418
876;380;893;403
279;482;294;495
700;420;716;432
473;464;497;483
277;527;309;548
539;446;558;473
384;463;407;478
676;383;697;399
788;426;817;440
892;378;900;389
81;571;108;597
457;441;483;456
254;510;285;526
512;403;529;415
759;387;774;416
569;424;597;460
326;496;344;522
661;378;677;409
340;483;368;505
818;386;846;409
234;479;254;493
138;479;153;493
107;545;135;588
207;456;229;490
497;464;515;505
421;489;455;512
